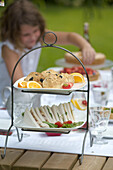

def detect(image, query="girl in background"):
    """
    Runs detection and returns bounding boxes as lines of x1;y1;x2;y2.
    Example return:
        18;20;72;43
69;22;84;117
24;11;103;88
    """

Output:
0;0;95;105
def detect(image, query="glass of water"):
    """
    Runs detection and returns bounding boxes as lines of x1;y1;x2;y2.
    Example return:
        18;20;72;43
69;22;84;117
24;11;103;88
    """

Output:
14;102;32;119
90;107;111;144
92;81;110;106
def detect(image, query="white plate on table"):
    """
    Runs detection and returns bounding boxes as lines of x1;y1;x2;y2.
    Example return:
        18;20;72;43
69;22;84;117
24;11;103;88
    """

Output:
101;126;113;139
0;119;11;130
0;119;14;135
55;59;113;70
91;127;113;139
13;77;86;95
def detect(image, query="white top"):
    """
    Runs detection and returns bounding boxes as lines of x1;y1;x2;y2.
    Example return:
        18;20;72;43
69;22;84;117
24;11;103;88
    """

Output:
0;40;42;105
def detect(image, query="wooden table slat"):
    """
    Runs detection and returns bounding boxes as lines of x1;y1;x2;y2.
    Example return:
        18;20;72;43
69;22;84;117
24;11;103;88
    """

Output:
0;148;112;170
102;157;113;170
0;148;24;170
41;153;78;170
72;155;106;170
12;150;51;170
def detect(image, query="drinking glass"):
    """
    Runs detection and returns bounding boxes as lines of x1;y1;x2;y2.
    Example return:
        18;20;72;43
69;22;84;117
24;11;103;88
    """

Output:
14;102;32;119
92;81;110;106
13;101;32;138
90;107;111;144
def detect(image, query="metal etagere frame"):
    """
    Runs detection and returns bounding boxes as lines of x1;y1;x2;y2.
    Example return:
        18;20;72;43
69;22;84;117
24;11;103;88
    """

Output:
1;32;92;164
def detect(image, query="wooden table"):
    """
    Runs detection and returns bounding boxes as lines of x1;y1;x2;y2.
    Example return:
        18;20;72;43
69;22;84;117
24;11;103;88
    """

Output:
0;148;113;170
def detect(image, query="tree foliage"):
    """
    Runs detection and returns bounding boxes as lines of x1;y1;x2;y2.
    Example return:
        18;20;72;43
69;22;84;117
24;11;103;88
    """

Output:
44;0;113;7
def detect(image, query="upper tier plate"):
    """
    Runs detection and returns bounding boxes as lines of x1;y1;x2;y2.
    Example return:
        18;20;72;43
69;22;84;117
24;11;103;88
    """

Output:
13;77;87;95
55;59;113;70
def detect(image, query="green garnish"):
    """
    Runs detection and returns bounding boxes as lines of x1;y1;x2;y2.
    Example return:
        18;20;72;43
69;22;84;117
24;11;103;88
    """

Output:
61;114;65;122
111;108;113;113
62;122;84;128
43;121;84;128
65;112;67;115
47;107;53;118
104;107;110;110
22;112;25;117
57;113;60;120
43;121;58;128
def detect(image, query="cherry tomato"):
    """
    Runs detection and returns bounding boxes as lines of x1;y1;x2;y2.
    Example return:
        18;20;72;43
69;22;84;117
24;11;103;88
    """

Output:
63;120;72;124
55;121;63;128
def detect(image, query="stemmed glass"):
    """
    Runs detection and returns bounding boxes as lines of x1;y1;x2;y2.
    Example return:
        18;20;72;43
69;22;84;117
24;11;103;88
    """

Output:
92;81;110;106
90;107;111;145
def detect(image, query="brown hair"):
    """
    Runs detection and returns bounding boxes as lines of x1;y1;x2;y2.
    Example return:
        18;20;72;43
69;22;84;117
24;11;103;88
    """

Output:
0;0;46;49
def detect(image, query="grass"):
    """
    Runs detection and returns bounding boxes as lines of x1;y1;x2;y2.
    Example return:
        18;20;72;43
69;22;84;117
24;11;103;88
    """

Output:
37;5;113;72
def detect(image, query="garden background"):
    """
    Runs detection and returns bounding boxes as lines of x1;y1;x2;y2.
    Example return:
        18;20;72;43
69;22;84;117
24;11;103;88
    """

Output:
0;0;113;72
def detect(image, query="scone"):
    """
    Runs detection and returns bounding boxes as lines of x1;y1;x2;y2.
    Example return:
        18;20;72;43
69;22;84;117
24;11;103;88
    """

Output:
59;73;75;84
43;73;74;89
43;74;64;88
24;72;45;86
41;69;58;78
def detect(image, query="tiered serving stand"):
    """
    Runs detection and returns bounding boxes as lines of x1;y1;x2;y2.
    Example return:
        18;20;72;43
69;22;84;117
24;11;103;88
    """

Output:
1;32;93;164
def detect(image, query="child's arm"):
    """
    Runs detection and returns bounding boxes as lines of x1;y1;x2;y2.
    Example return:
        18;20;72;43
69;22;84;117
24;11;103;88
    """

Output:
2;45;24;83
44;31;95;65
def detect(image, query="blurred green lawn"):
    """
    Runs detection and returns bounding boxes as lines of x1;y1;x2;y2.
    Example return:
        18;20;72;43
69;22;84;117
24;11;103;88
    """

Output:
37;5;113;72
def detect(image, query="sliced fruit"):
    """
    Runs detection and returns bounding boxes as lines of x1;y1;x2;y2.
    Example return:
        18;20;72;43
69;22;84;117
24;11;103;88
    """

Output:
70;73;85;83
82;100;87;106
71;98;87;111
27;81;42;88
18;81;27;88
62;82;73;89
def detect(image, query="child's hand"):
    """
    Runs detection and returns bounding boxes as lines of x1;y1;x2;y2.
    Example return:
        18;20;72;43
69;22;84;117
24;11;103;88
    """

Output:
82;45;96;65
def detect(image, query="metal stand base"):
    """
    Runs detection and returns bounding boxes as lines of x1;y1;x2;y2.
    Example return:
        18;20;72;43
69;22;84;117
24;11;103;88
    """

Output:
79;129;94;165
79;130;88;165
1;127;93;164
89;130;94;147
1;125;23;159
